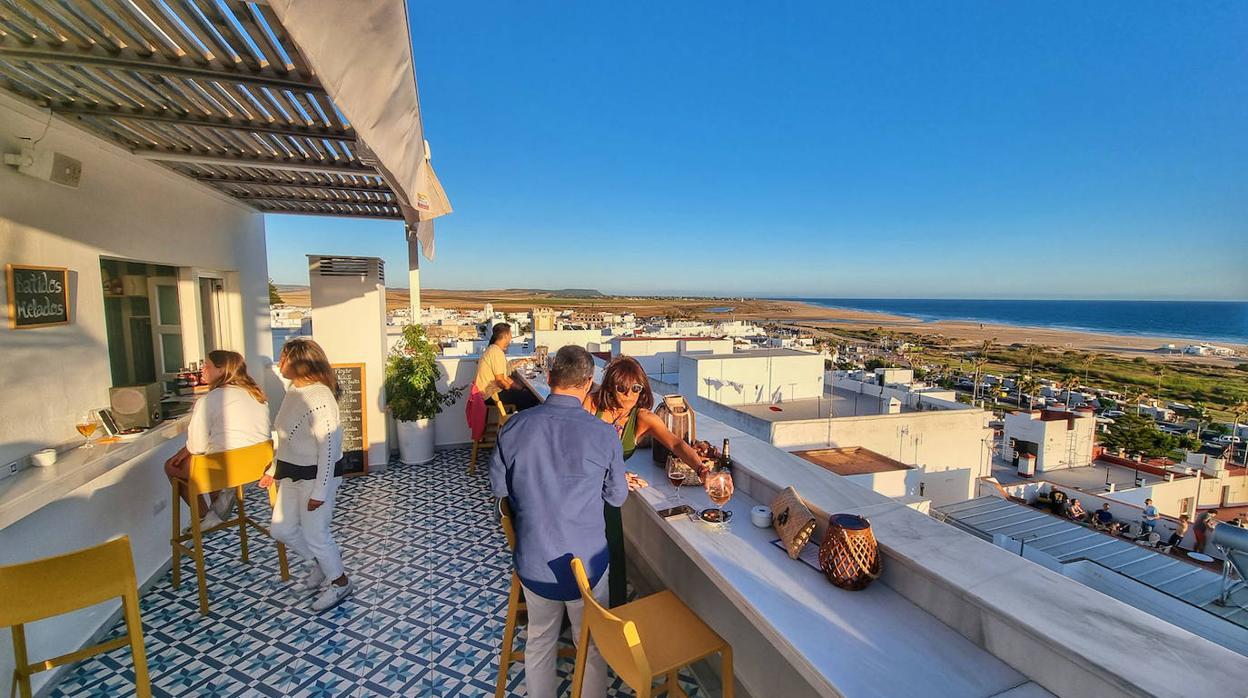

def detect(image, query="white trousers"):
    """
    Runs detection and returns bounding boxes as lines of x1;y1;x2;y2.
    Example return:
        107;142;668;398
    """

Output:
521;571;610;698
270;476;344;581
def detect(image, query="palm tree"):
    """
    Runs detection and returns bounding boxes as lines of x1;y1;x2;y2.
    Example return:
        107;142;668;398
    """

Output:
1232;397;1248;466
1024;344;1045;373
1130;387;1150;415
1079;352;1101;386
1060;372;1081;409
971;338;996;406
1190;401;1209;446
1152;363;1165;393
1017;373;1040;411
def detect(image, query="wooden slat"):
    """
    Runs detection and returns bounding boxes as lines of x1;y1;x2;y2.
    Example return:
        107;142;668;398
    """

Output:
161;0;235;66
9;0;75;47
47;0;125;52
194;0;263;70
106;0;181;60
129;0;209;63
78;0;154;55
254;3;307;79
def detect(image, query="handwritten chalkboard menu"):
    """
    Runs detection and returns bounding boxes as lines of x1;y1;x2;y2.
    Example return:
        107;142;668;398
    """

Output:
6;265;70;329
332;363;368;475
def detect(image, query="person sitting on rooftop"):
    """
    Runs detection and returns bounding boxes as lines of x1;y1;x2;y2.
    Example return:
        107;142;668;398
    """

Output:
1093;503;1114;528
1066;499;1088;523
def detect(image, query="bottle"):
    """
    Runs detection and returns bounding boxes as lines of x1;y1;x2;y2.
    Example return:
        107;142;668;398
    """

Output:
718;438;733;474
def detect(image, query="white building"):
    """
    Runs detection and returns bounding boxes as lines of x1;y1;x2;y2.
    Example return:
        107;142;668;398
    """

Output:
611;336;734;382
1002;408;1097;475
680;348;825;406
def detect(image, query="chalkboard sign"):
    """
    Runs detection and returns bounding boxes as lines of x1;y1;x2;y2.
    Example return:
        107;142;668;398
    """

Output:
6;265;70;329
332;363;368;476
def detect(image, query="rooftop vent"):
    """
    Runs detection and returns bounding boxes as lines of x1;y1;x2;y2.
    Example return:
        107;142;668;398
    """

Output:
312;256;384;284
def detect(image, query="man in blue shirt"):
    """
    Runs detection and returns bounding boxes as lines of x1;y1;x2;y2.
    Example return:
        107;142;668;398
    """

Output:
490;345;628;698
1141;498;1160;534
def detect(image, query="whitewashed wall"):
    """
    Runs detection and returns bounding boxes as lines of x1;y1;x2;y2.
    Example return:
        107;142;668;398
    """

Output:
1002;412;1096;471
680;352;825;406
0;94;272;693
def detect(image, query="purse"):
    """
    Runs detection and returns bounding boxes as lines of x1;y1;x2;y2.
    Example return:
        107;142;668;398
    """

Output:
771;487;817;559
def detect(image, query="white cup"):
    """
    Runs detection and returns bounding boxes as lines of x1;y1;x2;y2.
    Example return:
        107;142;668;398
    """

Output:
751;505;773;528
31;449;57;467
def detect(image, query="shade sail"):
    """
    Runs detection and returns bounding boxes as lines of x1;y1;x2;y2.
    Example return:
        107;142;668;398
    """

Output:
0;0;449;257
268;0;450;258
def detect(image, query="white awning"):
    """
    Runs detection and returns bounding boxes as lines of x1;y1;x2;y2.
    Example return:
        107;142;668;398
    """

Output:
268;0;451;259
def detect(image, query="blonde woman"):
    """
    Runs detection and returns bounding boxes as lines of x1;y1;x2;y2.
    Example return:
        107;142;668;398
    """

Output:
259;339;352;612
164;350;271;530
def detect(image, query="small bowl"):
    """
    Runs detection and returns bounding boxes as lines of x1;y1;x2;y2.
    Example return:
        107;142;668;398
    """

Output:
750;506;773;528
31;448;57;467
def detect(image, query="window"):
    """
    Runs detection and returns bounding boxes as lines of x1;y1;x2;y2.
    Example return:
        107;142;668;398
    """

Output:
101;259;183;386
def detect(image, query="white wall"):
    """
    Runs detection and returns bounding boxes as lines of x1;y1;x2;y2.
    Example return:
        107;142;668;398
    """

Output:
832;377;964;412
0;94;272;693
844;468;921;500
681;352;825;406
533;328;612;352
0;95;272;461
1002;411;1096;471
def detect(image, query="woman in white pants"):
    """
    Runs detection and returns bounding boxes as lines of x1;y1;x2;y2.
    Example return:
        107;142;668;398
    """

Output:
260;339;352;612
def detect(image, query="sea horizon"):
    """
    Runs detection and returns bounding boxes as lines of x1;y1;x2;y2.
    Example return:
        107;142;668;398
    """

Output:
783;297;1248;345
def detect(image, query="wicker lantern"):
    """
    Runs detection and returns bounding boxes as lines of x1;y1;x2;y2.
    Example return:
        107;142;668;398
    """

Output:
817;514;882;591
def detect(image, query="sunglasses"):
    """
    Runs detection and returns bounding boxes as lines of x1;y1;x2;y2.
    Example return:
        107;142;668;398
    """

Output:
614;383;644;395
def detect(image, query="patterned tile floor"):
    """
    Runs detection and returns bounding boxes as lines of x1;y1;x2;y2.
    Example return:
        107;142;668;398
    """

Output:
48;448;704;697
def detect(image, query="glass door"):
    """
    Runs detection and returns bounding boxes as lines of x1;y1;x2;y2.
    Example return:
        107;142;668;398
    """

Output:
148;278;184;380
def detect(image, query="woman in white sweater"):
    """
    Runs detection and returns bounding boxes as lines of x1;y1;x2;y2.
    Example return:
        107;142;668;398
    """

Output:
259;339;352;612
164;350;271;530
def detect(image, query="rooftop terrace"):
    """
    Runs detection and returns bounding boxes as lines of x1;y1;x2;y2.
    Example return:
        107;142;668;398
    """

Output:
793;447;913;475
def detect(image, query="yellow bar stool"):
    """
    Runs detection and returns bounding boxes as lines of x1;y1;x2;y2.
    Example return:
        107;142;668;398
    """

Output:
470;396;516;475
570;557;733;698
495;499;575;698
170;440;290;615
0;536;150;698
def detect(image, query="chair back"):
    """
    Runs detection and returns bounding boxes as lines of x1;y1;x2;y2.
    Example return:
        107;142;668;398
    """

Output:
188;440;275;492
0;537;137;627
570;557;651;688
499;498;517;551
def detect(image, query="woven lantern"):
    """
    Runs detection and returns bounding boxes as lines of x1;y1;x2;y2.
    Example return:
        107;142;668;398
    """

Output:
817;514;882;591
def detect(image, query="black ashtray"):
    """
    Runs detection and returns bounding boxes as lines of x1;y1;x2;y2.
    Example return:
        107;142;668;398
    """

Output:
699;508;732;524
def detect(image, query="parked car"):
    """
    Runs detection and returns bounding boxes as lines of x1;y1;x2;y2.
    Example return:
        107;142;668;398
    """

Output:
1215;435;1242;445
1101;410;1126;418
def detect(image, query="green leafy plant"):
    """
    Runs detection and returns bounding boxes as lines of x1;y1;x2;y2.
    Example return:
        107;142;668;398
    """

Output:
384;325;464;422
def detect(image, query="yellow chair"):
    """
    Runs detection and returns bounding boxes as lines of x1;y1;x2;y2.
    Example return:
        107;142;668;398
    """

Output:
470;396;516;475
0;537;150;698
171;440;289;615
495;499;575;698
570;558;733;698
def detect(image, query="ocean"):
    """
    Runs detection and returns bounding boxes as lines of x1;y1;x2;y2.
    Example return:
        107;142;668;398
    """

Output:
785;298;1248;345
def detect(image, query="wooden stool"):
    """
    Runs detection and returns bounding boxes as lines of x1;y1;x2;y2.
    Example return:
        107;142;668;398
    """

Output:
0;537;150;698
171;441;290;615
570;557;733;698
470;397;515;475
495;500;575;697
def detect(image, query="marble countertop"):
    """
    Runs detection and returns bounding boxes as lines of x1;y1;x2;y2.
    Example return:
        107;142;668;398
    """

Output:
629;449;1036;698
0;416;188;530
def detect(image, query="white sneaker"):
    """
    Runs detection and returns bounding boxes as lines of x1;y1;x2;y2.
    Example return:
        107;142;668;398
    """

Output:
211;489;236;519
299;565;326;594
198;511;224;531
311;579;352;612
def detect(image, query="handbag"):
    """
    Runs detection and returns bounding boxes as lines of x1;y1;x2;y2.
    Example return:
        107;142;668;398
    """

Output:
818;513;882;591
771;487;817;560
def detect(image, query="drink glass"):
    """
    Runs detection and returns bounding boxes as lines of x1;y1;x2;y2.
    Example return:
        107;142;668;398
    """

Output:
702;470;734;524
666;458;688;504
76;410;100;449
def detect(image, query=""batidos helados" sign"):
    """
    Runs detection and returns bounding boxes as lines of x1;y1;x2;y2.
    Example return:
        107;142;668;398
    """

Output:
6;265;71;328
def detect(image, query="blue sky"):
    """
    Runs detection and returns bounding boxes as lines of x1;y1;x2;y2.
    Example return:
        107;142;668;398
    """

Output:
266;1;1247;300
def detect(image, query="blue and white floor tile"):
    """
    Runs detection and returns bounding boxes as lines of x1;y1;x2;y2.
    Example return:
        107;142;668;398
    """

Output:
48;448;704;697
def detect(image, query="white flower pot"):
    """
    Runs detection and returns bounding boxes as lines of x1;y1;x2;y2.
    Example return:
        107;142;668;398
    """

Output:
396;418;435;465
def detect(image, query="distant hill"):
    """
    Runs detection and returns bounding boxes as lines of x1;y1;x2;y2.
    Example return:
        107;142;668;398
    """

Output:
504;288;604;298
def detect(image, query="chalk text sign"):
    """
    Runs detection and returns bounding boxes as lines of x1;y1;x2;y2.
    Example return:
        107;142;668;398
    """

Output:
6;265;70;329
332;363;368;476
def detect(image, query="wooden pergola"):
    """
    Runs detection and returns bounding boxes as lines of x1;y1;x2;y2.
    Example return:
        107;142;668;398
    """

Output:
0;0;402;220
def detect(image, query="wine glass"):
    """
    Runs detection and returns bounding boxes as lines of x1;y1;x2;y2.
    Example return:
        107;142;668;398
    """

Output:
76;410;100;449
703;470;734;523
666;457;688;505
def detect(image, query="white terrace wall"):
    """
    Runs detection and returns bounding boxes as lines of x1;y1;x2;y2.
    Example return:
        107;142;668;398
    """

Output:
832;377;965;412
681;351;825;406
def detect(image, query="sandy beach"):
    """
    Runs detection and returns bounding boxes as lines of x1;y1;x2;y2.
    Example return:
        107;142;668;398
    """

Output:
749;301;1247;367
275;286;1245;367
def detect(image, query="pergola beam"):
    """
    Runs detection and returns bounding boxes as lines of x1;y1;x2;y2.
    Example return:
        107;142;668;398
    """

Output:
188;174;389;193
227;191;395;206
0;44;323;91
57;103;356;141
137;149;372;174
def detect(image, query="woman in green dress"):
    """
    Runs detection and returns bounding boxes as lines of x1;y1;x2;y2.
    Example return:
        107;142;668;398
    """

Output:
583;356;709;606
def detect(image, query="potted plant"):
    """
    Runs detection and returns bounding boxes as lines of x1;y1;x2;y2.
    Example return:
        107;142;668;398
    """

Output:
384;324;463;465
